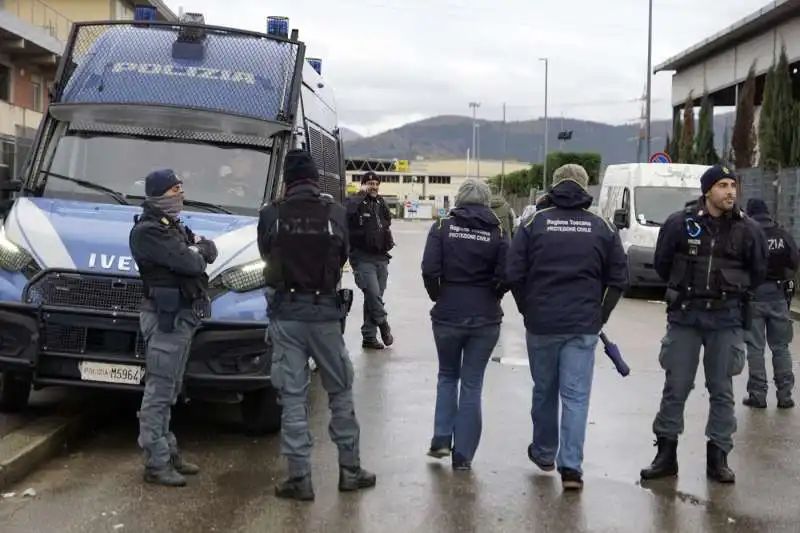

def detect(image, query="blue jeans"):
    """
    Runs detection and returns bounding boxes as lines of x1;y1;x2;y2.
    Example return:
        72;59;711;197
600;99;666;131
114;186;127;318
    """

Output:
431;323;500;462
527;332;598;474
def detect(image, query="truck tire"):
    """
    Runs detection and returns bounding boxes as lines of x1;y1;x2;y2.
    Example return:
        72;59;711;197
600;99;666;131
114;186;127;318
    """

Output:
0;372;31;413
240;386;282;436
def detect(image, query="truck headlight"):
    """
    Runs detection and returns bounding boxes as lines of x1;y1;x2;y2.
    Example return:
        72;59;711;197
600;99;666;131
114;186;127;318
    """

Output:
218;259;267;293
0;227;38;275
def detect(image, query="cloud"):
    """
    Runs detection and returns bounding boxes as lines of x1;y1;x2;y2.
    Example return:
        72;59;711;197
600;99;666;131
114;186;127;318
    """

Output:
165;0;771;134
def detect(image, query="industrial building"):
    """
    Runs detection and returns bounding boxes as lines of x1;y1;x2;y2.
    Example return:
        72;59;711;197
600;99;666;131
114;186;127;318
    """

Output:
0;0;176;178
345;157;531;211
654;0;800;124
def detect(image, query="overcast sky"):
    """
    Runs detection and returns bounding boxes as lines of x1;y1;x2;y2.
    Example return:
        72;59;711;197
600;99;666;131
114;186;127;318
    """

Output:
164;0;769;136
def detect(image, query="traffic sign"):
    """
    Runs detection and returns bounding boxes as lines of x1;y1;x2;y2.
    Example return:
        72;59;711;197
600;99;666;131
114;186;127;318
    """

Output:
649;152;672;163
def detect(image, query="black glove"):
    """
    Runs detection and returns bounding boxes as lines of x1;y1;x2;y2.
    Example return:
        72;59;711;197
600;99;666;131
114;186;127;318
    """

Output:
422;276;440;302
196;239;218;264
601;287;623;324
494;281;508;299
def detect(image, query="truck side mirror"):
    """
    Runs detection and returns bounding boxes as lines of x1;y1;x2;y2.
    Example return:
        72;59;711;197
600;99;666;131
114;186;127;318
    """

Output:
612;208;629;230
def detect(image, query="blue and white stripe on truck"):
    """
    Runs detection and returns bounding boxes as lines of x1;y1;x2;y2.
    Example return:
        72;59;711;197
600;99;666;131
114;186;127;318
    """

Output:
0;197;266;321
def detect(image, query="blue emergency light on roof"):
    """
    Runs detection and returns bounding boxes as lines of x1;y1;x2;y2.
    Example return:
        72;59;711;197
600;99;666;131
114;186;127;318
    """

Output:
267;16;289;38
173;12;206;60
307;58;322;75
134;5;157;21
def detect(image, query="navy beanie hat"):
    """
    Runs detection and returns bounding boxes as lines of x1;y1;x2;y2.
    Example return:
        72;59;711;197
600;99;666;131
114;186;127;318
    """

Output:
283;149;319;185
746;198;769;216
700;164;736;194
145;169;182;197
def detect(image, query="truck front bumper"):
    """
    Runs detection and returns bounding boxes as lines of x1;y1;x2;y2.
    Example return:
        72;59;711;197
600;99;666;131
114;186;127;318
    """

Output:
0;301;271;393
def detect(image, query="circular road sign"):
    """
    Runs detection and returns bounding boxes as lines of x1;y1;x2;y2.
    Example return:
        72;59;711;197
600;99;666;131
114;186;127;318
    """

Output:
649;152;672;163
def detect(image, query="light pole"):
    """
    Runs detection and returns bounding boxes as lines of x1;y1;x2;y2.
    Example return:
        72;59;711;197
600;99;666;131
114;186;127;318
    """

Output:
469;101;480;177
645;0;653;159
539;58;549;191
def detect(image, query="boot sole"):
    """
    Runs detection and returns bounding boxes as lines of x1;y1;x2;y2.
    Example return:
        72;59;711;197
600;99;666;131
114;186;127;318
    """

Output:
338;482;377;492
640;468;678;480
562;480;583;490
427;448;451;459
707;472;735;484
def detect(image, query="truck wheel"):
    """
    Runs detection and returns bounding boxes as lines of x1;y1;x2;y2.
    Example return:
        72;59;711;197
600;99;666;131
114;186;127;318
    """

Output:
0;372;31;413
240;386;282;436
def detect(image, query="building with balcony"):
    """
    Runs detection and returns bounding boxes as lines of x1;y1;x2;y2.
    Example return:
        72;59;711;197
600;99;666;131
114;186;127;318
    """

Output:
0;0;176;177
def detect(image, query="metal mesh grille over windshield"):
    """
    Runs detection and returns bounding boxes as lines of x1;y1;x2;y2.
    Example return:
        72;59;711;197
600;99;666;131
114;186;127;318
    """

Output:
56;22;302;125
68;122;275;148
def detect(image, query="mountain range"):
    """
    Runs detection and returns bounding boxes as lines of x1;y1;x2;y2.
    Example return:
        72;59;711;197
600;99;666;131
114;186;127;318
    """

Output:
341;113;737;168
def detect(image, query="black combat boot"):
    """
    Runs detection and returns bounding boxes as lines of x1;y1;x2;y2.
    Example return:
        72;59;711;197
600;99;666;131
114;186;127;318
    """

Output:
362;339;385;350
778;397;795;409
706;441;735;483
144;465;187;487
378;321;394;346
742;395;767;409
640;436;678;480
275;475;315;501
338;466;377;492
171;453;200;475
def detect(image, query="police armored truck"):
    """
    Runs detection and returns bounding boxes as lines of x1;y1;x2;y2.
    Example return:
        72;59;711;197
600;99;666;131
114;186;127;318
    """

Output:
0;8;347;434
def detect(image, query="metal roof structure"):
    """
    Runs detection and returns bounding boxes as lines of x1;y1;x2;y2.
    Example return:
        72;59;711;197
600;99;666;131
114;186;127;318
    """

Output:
654;0;800;73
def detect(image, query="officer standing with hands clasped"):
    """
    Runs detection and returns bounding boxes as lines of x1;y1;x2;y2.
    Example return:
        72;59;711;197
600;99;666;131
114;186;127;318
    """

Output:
345;171;395;350
640;165;768;484
257;149;375;501
741;198;798;409
129;169;218;487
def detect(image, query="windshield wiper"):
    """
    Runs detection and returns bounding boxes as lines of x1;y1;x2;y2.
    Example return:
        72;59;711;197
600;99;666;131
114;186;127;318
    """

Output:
40;170;130;205
183;199;233;214
126;195;233;214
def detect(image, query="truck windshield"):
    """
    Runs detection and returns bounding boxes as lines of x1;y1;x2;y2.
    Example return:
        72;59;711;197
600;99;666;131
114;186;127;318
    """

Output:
39;134;271;216
634;186;699;226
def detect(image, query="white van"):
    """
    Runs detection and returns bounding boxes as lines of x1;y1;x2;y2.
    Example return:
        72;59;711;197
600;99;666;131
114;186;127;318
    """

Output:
598;163;711;293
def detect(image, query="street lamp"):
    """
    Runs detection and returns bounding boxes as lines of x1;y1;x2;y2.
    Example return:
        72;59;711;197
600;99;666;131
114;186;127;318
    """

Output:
645;0;653;159
539;58;549;190
469;102;480;177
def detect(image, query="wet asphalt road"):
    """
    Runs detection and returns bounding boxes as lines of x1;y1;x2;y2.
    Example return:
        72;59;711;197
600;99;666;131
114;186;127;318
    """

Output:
2;219;800;532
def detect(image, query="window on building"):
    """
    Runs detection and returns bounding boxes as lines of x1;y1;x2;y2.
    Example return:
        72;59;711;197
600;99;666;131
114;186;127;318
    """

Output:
0;138;15;178
114;0;134;20
428;175;451;185
31;79;42;112
403;176;413;183
0;65;10;102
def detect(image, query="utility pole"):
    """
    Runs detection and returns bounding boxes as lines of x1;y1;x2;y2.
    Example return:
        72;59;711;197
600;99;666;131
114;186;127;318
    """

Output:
539;58;549;190
645;0;653;158
476;123;481;178
501;102;507;193
469;102;480;178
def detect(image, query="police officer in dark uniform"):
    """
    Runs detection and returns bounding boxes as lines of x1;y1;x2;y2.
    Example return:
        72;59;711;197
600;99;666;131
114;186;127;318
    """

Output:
640;165;768;484
742;198;798;409
345;171;395;350
257;149;376;501
129;169;218;487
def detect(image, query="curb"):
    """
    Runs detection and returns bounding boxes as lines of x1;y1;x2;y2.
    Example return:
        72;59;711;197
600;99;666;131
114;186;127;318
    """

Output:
0;413;87;491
